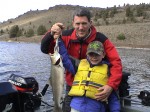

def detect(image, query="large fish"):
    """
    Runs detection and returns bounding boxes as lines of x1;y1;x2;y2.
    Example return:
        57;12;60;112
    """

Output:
49;39;65;112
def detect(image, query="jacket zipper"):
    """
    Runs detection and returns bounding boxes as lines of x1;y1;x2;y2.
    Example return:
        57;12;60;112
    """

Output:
79;42;83;59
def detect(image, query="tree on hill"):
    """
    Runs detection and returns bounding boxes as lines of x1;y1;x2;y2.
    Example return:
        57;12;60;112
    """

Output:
9;25;19;38
26;28;34;37
37;25;47;35
0;29;4;35
110;5;118;17
126;5;133;17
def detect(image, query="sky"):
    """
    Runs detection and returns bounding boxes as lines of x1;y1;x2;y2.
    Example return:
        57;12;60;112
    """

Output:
0;0;150;22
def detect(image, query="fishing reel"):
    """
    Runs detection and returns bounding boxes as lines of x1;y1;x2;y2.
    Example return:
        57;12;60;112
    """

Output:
8;74;42;112
138;90;150;106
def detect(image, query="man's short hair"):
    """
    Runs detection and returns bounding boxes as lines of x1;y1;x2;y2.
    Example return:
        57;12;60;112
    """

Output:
73;8;92;21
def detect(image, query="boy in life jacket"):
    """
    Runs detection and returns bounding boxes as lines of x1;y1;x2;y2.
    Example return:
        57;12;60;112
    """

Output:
58;39;120;112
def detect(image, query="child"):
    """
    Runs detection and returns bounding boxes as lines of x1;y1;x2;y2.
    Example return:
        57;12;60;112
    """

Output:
58;39;120;112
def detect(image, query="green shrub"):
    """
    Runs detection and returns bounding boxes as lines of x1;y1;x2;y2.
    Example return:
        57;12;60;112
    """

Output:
126;5;133;17
122;18;126;24
37;25;47;35
117;33;126;40
0;29;4;35
9;25;19;38
26;28;34;37
16;29;23;37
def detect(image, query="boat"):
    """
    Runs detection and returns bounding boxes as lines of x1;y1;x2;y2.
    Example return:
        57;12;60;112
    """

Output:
120;72;150;112
120;95;150;112
0;73;150;112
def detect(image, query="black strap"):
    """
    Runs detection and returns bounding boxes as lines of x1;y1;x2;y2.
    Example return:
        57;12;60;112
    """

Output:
95;32;108;43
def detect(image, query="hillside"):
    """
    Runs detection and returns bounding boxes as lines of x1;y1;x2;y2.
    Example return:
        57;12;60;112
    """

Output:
96;22;150;48
0;4;150;48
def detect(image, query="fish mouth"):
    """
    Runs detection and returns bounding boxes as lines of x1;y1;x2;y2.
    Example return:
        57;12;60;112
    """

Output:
49;52;61;65
54;58;60;65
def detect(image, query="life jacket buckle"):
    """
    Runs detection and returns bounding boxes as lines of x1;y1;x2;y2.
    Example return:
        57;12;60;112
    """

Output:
86;77;91;81
89;68;93;71
84;86;89;90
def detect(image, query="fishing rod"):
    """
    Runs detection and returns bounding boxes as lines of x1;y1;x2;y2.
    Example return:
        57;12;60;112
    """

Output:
40;81;49;96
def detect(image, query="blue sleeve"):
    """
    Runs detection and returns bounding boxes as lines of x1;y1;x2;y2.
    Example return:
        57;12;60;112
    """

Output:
58;38;75;75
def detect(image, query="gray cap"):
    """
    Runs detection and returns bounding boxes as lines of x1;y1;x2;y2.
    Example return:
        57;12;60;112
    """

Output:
87;41;104;55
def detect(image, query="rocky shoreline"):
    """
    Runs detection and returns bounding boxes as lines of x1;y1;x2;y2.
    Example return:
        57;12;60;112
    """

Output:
0;35;42;43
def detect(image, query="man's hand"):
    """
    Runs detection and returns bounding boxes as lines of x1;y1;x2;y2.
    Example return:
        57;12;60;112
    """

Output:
95;85;113;101
51;23;65;39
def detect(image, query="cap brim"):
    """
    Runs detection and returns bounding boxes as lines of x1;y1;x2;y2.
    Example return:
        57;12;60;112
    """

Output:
86;51;101;55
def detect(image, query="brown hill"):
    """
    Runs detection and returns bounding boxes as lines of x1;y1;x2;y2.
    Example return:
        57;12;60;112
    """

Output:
0;4;150;48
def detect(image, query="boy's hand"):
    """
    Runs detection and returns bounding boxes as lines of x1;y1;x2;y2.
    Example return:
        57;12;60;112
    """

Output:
51;23;65;39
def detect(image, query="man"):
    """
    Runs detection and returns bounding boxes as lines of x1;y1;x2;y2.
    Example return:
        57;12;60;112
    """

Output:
41;8;122;112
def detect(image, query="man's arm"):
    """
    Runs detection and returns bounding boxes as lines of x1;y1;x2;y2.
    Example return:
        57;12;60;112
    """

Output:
96;32;122;90
104;39;122;90
41;31;55;54
95;32;122;101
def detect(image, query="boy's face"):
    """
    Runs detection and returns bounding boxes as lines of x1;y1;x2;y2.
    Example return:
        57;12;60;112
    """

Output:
87;52;104;65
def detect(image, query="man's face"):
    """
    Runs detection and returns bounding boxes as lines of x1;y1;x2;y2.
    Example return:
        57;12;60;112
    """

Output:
72;16;92;38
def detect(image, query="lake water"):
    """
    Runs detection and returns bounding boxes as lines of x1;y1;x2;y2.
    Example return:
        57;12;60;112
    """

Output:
0;41;150;111
0;41;53;111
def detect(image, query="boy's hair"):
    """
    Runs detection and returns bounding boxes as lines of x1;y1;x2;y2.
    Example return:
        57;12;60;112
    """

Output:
73;8;92;21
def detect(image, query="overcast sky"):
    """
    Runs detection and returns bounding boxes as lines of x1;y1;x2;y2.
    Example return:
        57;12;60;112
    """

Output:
0;0;150;22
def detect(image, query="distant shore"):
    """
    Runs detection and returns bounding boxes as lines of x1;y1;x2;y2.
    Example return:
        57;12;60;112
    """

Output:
0;35;42;43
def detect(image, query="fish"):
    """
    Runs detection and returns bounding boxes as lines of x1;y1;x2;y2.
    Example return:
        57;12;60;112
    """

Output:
49;39;65;112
